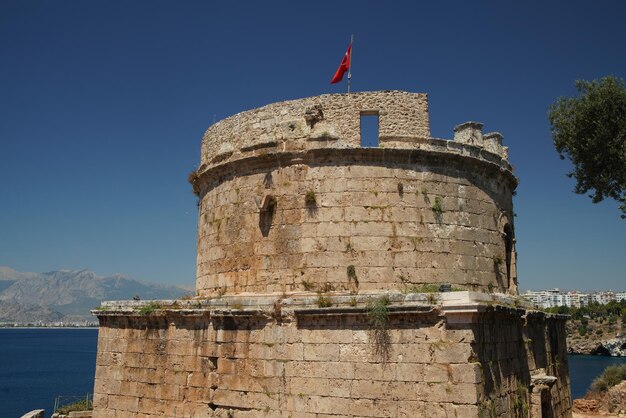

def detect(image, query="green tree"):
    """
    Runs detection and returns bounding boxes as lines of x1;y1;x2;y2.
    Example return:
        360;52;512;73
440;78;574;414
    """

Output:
590;363;626;393
548;76;626;218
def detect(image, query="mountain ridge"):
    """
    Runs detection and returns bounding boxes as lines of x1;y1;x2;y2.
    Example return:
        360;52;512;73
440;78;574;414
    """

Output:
0;266;192;323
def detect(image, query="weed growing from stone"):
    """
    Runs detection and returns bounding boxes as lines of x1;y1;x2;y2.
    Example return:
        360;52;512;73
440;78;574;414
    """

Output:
410;283;440;293
367;295;390;329
513;380;529;417
55;399;93;415
432;196;443;214
552;355;560;374
347;265;358;286
272;300;282;321
137;302;162;316
305;190;317;206
426;293;439;305
317;293;332;308
367;295;391;361
478;398;497;418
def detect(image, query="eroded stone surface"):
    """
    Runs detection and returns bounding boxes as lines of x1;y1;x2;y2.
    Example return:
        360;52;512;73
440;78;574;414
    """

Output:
92;91;570;417
93;297;571;418
193;91;517;298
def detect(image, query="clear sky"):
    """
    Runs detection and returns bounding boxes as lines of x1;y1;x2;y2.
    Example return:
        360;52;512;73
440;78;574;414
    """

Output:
1;1;624;291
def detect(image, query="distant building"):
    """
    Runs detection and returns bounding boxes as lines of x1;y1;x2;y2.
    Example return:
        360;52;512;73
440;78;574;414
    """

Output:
522;289;568;309
592;292;616;305
567;292;591;308
522;288;622;308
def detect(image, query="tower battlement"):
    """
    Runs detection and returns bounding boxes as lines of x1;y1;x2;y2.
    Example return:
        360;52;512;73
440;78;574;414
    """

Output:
199;91;509;173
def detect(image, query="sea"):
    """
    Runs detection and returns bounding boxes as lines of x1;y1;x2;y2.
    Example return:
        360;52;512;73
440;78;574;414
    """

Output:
0;328;98;418
0;328;624;418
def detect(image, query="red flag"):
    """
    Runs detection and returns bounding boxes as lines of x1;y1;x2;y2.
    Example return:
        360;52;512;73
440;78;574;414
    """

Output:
330;44;352;84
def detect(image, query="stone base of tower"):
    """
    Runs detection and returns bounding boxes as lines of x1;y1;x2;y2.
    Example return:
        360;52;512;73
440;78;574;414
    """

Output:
92;292;571;418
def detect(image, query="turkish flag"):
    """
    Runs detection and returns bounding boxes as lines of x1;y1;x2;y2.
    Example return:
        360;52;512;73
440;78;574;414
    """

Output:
330;44;352;84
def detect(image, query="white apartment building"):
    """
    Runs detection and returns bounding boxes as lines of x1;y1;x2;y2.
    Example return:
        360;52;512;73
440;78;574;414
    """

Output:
567;292;591;308
592;292;616;305
522;289;619;309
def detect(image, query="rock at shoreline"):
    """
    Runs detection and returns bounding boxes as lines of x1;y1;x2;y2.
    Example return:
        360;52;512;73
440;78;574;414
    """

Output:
573;381;626;417
568;337;626;357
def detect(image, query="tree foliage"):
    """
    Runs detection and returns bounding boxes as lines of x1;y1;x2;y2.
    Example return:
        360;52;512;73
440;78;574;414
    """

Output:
545;299;626;319
548;76;626;218
590;363;626;393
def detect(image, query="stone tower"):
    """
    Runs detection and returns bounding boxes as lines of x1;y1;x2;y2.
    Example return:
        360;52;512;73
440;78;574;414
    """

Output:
92;91;571;417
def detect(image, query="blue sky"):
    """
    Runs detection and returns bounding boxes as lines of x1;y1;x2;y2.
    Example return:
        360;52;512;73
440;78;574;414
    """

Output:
1;1;624;291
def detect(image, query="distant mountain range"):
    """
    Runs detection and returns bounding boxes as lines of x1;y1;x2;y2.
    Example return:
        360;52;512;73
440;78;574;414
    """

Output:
0;266;192;324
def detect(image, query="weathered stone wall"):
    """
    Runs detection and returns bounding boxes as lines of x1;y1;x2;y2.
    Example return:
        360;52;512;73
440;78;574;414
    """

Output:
200;91;430;169
194;92;517;298
92;294;570;418
196;149;516;297
470;310;571;417
90;92;572;418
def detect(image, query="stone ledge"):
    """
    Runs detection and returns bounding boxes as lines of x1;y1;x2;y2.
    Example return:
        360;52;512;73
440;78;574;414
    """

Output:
195;146;517;195
92;291;556;321
20;410;44;418
293;305;434;317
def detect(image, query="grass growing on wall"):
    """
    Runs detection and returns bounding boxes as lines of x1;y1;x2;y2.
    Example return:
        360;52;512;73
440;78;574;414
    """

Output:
367;295;391;361
305;190;317;206
317;293;332;308
137;302;162;315
55;399;92;414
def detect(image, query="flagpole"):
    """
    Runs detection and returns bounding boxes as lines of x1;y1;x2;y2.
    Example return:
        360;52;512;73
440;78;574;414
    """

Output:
347;34;353;95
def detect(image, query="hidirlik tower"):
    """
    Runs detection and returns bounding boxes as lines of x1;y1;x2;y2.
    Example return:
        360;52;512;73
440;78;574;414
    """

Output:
93;91;571;418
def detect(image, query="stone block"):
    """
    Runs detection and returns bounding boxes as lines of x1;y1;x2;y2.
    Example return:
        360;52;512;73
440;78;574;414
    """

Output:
303;343;339;362
423;363;451;382
354;362;397;381
450;363;483;384
432;342;475;363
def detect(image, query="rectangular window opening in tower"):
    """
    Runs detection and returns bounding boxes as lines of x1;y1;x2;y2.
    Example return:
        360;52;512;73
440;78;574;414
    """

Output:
360;111;379;147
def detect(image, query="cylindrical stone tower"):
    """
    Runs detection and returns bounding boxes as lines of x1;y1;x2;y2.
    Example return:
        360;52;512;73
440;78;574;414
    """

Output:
92;91;572;418
192;91;518;297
